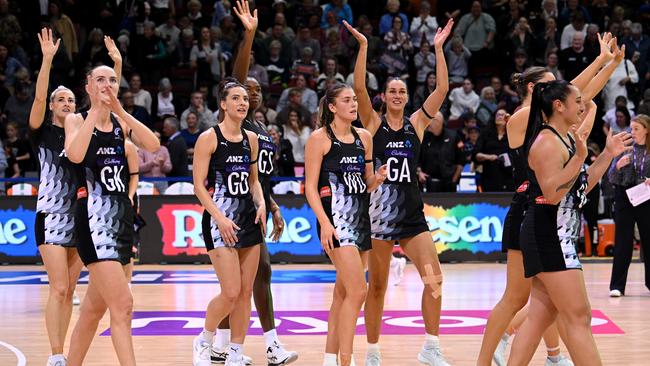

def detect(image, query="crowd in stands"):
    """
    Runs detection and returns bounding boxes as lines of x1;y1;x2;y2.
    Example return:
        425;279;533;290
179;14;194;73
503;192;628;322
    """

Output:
0;0;649;196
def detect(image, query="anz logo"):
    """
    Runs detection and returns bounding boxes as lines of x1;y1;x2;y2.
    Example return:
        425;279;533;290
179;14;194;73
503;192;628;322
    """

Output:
386;140;412;149
97;147;118;155
58;149;68;158
340;156;363;164
258;134;272;143
226;156;245;163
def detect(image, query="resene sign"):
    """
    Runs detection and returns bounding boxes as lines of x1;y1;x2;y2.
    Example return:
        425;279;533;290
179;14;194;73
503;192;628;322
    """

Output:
0;198;39;263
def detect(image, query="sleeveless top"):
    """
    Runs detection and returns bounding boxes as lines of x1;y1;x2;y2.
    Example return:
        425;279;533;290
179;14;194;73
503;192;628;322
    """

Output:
509;143;529;194
31;119;77;214
372;116;420;186
207;124;253;199
243;118;275;210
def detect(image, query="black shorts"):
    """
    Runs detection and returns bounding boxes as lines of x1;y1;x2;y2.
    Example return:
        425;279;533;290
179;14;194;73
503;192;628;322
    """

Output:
75;196;135;266
35;211;76;248
370;183;429;241
201;195;263;250
501;193;527;252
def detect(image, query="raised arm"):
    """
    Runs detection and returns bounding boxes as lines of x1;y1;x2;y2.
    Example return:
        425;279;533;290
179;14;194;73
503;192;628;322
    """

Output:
359;128;387;191
29;28;60;130
343;20;381;134
105;36;122;82
232;0;258;83
571;33;613;91
412;19;453;136
105;88;160;153
125;139;139;203
65;79;108;163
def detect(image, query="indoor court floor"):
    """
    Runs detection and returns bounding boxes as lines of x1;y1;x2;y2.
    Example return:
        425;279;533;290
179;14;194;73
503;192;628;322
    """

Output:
1;262;649;365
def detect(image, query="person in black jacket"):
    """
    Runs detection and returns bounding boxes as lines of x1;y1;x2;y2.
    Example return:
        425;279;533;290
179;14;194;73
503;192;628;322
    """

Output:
162;116;189;178
417;112;465;192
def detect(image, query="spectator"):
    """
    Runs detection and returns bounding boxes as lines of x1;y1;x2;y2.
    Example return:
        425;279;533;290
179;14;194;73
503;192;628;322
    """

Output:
448;78;480;120
473;109;514;192
345;70;379;95
455;1;496;66
418;112;464;192
603;55;639;111
414;40;436;85
267;13;296;42
491;76;518;112
502;48;530;85
4;121;32;175
545;51;564;80
0;43;23;89
121;90;151;129
379;0;409;36
218;16;238;54
267;124;295;177
604;106;632;135
382;16;413;77
260;23;292;66
186;0;210;30
638;89;650;116
346;22;382;72
409;1;438;49
162;116;189;178
157;15;181;56
413;71;437;112
151;0;175;25
3;137;19;179
558;0;591;29
560;32;590;82
583;24;601;61
475;86;498;127
131;21;166;85
138;131;172;193
3;83;33;132
265;40;290;87
602;96;636;134
560;11;587;50
316;57;345;93
282;108;311;173
154;78;179;120
277;74;318;114
277;88;312;128
507;17;535;59
322;29;348;65
0;0;21;51
180;91;215;130
533;16;560;65
320;0;353;28
48;0;78;62
191;26;225;88
291;46;319;86
247;52;269;90
445;35;472;84
180;110;202;157
292;23;321;62
623;23;650;96
175;28;195;68
129;73;152;115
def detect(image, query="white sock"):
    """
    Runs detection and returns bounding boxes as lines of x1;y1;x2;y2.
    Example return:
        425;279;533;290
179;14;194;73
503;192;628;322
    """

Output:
214;328;230;349
49;354;65;362
228;342;243;359
264;329;280;348
201;329;215;344
424;333;440;348
367;343;380;354
323;353;338;364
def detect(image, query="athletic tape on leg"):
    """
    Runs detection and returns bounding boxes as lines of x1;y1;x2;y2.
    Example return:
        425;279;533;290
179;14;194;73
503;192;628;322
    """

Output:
422;264;443;298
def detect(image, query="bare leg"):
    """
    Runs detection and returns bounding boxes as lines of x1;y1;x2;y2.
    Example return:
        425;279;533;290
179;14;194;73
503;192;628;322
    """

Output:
229;245;261;344
364;240;393;344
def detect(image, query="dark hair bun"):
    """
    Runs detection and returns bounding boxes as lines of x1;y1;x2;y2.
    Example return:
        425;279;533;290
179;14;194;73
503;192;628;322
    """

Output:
511;73;523;87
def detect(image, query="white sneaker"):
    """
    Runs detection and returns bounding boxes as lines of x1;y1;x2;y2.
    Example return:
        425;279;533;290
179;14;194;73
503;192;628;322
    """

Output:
224;355;245;366
365;351;381;366
72;292;80;306
211;346;252;365
417;345;450;366
193;336;212;366
267;340;298;365
398;257;406;280
544;355;574;366
493;334;508;366
389;257;401;285
47;356;66;366
609;289;622;297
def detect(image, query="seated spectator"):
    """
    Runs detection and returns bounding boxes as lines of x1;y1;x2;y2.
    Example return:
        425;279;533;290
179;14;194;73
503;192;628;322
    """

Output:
76;28;111;75
560;32;591;82
409;1;438;49
191;26;224;88
534;16;560;64
603;56;638;111
277;74;318;114
414;40;436;85
316;57;345;93
264;40;290;95
260;23;292;66
291;46;319;87
4;121;32;175
346;22;383;73
277;88;312;128
560;11;587;50
603;96;636;133
157;15;181;56
382;16;413;77
175;28;195;68
458;112;479;142
320;0;353;29
186;0;210;30
180;91;215;130
267;124;295;177
445;35;471;84
379;0;409;36
3;83;33;133
129;73;152;115
345;70;379;95
490;76;518;112
413;71;437;112
473;109;514;192
282;109;311;172
475;86;498;127
604;106;632;135
138;131;172;193
122;90;151;128
545;51;564;80
322;29;348;65
247;52;269;90
448;79;480;120
130;21;166;85
0;43;23;89
153;78;180;121
292;23;321;62
162;116;189;178
218;15;238;55
266;13;296;42
180;111;202;157
418;112;464;192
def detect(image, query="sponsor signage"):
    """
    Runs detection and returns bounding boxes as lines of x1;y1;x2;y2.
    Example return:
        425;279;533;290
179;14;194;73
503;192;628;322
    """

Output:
0;198;39;264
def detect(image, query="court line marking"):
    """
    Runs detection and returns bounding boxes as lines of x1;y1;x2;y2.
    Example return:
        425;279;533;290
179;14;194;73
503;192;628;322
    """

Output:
0;340;26;366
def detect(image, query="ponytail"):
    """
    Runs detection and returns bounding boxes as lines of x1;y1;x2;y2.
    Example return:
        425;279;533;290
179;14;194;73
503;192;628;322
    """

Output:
524;80;573;156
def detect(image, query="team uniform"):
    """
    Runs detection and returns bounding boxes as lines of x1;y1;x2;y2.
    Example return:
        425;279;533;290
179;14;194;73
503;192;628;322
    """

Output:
501;141;528;252
369;116;428;240
201;125;263;250
317;126;371;251
243;119;276;215
520;126;588;278
74;112;135;265
31;119;78;247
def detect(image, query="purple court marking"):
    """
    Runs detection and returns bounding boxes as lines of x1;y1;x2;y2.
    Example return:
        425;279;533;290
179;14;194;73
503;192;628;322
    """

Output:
101;310;623;336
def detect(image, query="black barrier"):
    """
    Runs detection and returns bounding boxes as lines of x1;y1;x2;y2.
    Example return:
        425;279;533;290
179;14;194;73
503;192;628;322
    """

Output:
0;193;513;264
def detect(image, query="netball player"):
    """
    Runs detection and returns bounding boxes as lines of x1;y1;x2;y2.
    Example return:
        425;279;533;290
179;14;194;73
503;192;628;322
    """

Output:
507;80;631;366
478;34;625;366
305;83;388;366
209;2;297;364
344;19;453;365
125;138;139;285
191;78;267;366
64;65;159;366
29;28;121;366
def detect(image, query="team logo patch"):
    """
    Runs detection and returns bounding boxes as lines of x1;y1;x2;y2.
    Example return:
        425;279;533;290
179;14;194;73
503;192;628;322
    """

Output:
319;186;332;198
